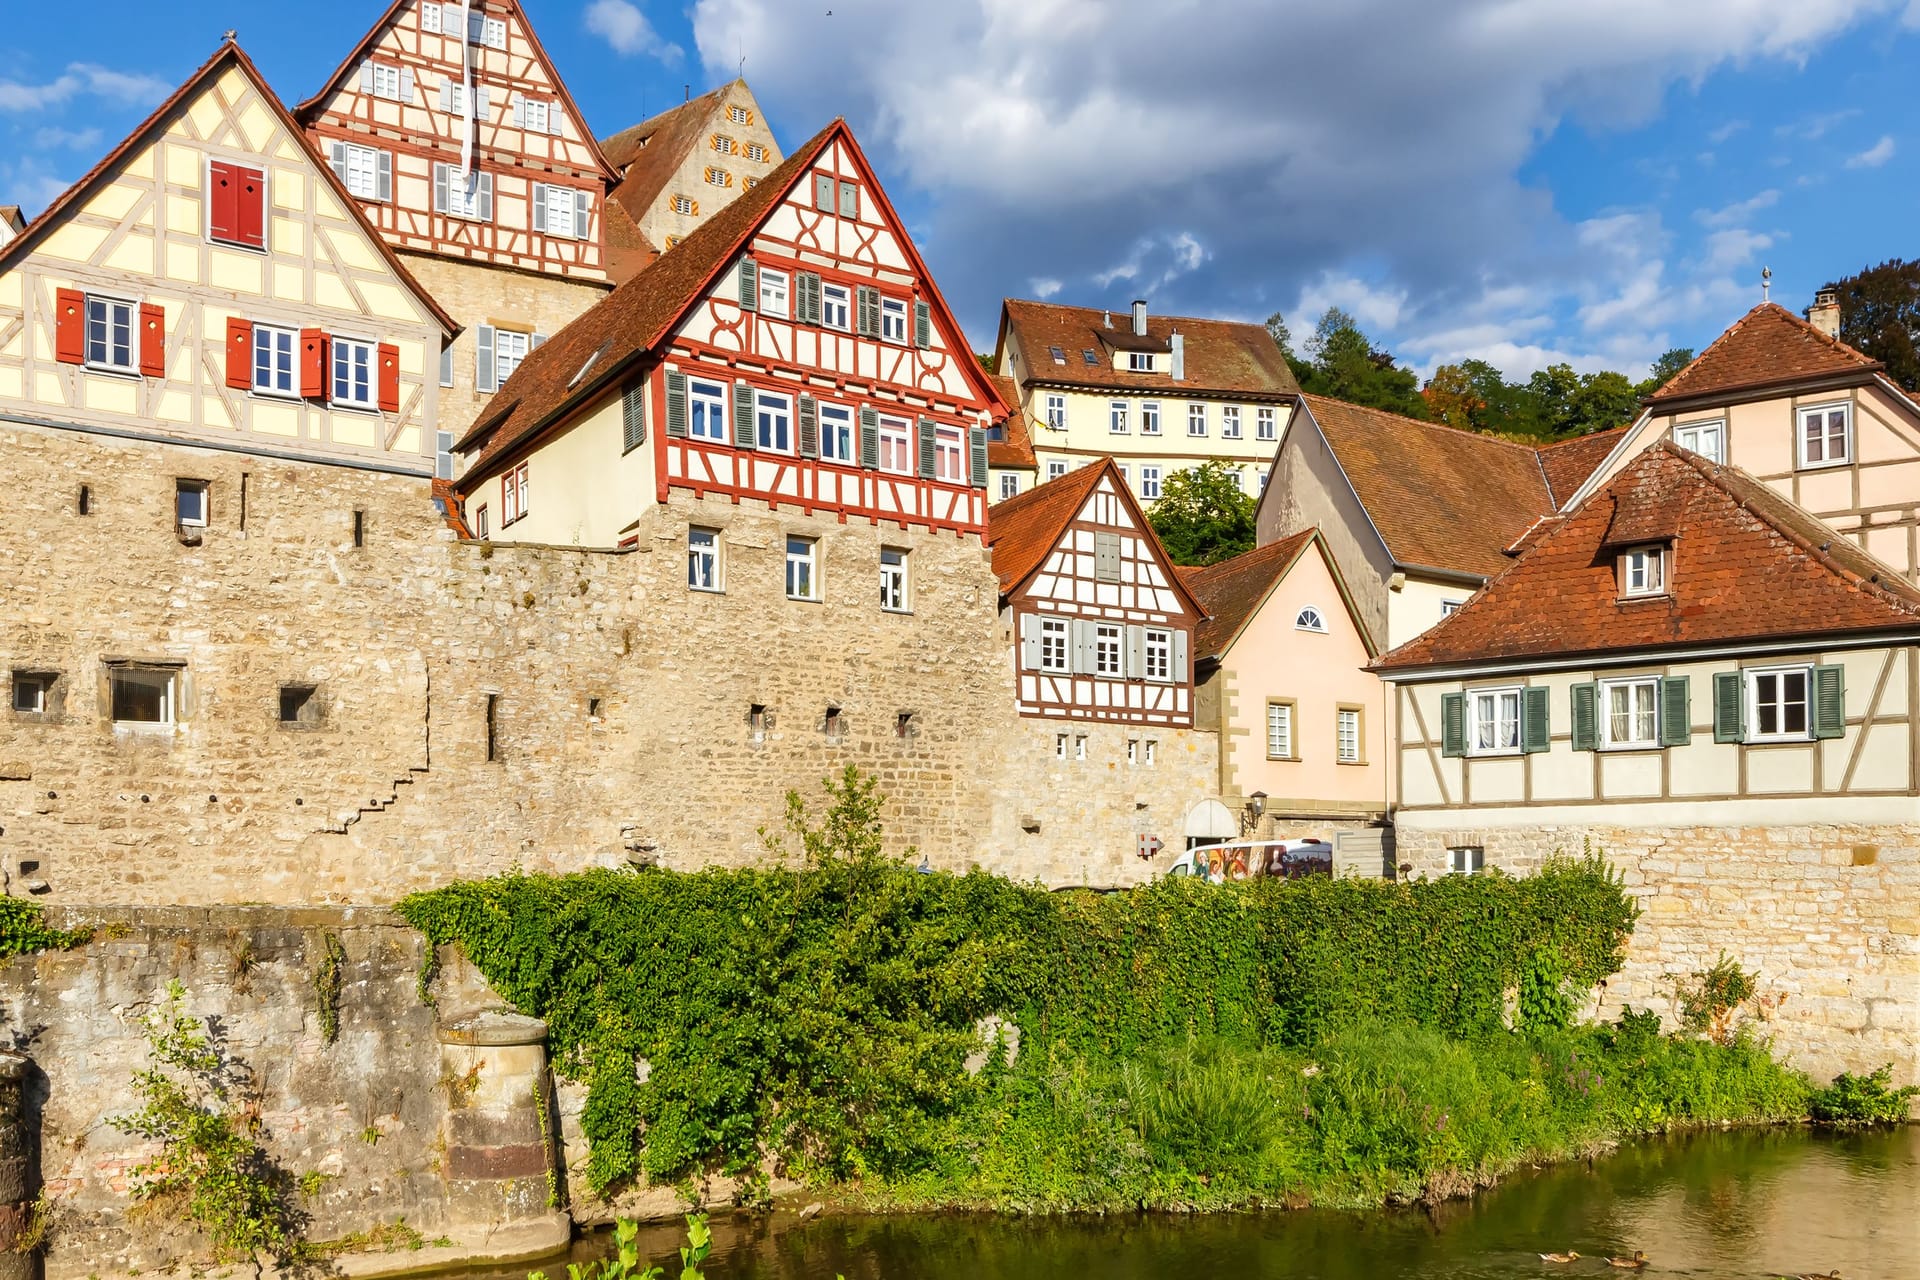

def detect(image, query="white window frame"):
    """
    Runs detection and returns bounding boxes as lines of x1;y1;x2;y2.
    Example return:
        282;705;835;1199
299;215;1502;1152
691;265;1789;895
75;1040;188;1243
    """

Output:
1337;707;1362;763
1046;460;1069;481
330;336;377;411
443;80;470;117
1074;734;1088;762
1222;406;1242;439
1257;407;1276;441
251;324;297;398
1109;401;1129;434
1094;624;1124;677
540;182;578;239
1127;352;1154;372
730;105;751;125
880;296;908;345
1441;600;1465;616
705;168;729;188
1295;606;1328;633
1600;676;1660;750
1674;419;1725;463
1621;546;1666;598
1055;733;1069;761
83;294;137;373
1144;629;1172;682
1747;665;1813;743
1143;739;1158;766
818;401;855;464
1039;617;1070;673
1045;395;1066;430
1140;466;1162;500
688;526;722;592
820;283;851;331
12;673;50;715
688;378;728;443
473;504;489;540
1187;403;1207;437
492;328;532;389
441;166;491;221
1267;701;1293;760
1468;686;1523;757
523;98;551;134
1797;402;1851;469
176;480;209;529
339;142;383;201
1141;402;1161;436
785;535;820;602
756;389;793;454
935;427;966;483
1448;846;1485;876
469;11;506;47
759;268;789;320
880;547;909;613
109;666;176;728
878;414;912;475
745;143;768;163
671;195;695;217
369;63;404;101
500;462;529;526
421;2;442;32
999;473;1020;500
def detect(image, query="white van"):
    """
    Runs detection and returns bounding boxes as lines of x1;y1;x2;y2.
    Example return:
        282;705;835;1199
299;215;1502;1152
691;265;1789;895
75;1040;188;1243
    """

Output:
1164;838;1333;884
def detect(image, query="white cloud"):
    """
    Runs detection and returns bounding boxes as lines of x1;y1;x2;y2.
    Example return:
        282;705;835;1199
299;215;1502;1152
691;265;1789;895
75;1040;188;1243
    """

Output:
0;62;170;113
32;126;101;150
1695;189;1780;227
1701;228;1775;272
1775;108;1862;141
1707;119;1749;144
1029;277;1063;300
1845;134;1896;168
584;0;685;62
1292;272;1408;335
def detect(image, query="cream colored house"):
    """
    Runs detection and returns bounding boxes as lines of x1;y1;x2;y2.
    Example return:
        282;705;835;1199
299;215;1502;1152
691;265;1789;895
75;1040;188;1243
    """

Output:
0;207;23;249
991;298;1299;504
0;41;456;475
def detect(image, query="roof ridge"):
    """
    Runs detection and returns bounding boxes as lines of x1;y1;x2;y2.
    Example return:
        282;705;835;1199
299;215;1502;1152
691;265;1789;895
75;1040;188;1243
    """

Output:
1536;425;1628;452
1004;296;1274;331
1302;393;1542;454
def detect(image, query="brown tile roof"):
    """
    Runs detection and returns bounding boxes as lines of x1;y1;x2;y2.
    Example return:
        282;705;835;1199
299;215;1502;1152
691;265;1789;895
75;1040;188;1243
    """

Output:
600;194;659;283
988;374;1036;469
601;86;733;280
1183;530;1318;661
0;41;457;338
1001;299;1301;399
1647;303;1882;408
1373;442;1920;673
1538;427;1629;507
0;206;22;232
431;478;473;538
1301;395;1555;579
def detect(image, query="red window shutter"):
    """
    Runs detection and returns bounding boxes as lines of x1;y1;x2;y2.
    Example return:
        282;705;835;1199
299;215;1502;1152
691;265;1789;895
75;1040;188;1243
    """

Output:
208;160;237;243
54;288;85;364
139;302;167;378
377;342;400;413
236;166;265;248
300;328;329;398
226;318;253;390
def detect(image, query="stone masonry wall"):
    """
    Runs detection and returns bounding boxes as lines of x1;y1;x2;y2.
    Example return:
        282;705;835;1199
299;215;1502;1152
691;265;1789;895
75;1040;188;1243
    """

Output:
1397;824;1920;1085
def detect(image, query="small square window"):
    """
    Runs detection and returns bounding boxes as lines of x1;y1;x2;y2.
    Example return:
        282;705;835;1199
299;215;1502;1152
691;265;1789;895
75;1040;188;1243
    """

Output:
1798;403;1851;468
896;710;919;739
278;684;321;727
1143;739;1158;766
1448;846;1485;876
11;672;54;716
1747;666;1812;742
110;665;176;726
1074;734;1088;761
824;706;846;738
786;535;819;601
85;295;137;372
821;284;851;331
880;547;910;612
1621;546;1666;598
1055;733;1069;760
176;480;209;528
331;337;377;410
999;473;1020;500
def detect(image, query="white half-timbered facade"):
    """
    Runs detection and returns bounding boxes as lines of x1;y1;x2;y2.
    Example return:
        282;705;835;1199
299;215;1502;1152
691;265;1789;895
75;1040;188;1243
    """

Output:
990;460;1202;728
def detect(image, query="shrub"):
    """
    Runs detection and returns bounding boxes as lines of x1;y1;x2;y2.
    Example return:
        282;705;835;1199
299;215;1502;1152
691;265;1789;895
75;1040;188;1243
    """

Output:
1674;951;1757;1045
0;898;88;959
1808;1065;1919;1128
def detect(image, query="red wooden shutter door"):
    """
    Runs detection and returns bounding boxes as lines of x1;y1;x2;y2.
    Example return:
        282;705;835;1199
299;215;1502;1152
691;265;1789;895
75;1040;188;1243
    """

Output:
54;288;85;364
300;328;328;398
139;302;166;378
208;160;237;243
226;318;253;389
377;342;400;413
236;166;265;248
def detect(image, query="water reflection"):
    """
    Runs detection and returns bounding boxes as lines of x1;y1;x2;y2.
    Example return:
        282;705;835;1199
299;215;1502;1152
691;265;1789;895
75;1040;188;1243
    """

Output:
479;1128;1919;1280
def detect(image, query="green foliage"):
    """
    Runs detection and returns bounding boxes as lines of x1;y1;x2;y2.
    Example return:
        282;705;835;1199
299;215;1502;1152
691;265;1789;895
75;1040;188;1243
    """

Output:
108;982;303;1267
416;943;441;1008
1636;347;1695;398
313;933;346;1045
1674;951;1757;1045
1827;259;1920;391
1145;460;1257;566
1296;307;1428;420
0;897;89;959
1807;1065;1919;1128
1519;947;1576;1033
532;1216;710;1280
1423;358;1649;441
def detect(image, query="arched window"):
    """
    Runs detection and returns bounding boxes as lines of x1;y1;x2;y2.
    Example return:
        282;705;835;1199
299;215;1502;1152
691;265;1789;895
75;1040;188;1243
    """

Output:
1295;606;1327;633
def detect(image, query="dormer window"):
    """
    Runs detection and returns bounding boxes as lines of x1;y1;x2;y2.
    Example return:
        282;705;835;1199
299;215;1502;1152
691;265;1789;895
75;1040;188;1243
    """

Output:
1128;352;1154;372
1620;546;1666;598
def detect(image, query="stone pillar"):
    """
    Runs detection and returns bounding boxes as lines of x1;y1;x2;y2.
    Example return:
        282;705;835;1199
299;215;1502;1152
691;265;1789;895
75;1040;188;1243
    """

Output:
0;1051;34;1280
438;1012;557;1230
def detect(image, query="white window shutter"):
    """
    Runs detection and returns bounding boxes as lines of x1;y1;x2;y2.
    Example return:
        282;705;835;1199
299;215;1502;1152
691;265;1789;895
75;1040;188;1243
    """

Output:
432;163;448;214
1174;631;1189;682
478;173;493;222
328;140;347;183
375;151;392;203
399;67;414;102
359;61;373;94
1126;626;1146;679
574;190;590;237
439;81;452;112
511;93;525;128
476;85;490;120
532;183;548;233
551;103;567;137
476;326;497;393
1019;616;1041;671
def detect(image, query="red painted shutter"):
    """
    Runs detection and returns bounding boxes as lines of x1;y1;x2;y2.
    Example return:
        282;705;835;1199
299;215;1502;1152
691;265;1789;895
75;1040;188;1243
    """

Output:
226;318;253;389
208;160;237;243
139;302;166;378
377;342;400;413
54;288;85;364
300;328;328;399
236;166;265;248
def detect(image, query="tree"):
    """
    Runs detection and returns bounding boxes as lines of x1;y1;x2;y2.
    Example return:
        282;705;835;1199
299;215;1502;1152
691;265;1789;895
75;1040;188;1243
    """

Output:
1421;363;1485;430
1147;461;1257;567
1827;259;1920;392
1634;347;1694;399
1563;369;1640;436
1265;311;1294;360
1296;308;1429;419
975;351;998;375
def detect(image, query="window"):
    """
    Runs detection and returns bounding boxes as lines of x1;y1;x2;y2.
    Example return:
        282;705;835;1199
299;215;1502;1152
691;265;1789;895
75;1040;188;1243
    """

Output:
252;325;295;397
821;283;850;331
1337;707;1362;763
1675;419;1724;463
176;480;208;528
1048;346;1066;365
421;2;442;31
1267;701;1294;759
279;684;320;727
338;143;384;200
786;536;819;601
1143;739;1158;766
1257;407;1276;441
1144;629;1171;682
442;80;470;117
689;378;727;442
1469;688;1522;755
500;462;529;526
110;666;176;726
436;165;492;220
748;703;767;742
1082;349;1098;366
1109;401;1129;434
999;474;1020;500
1074;734;1089;761
522;98;551;133
759;267;789;319
712;134;735;155
1039;618;1069;672
1748;666;1810;741
1295;606;1327;633
671;194;696;216
935;427;966;482
880;547;909;612
1123;352;1152;372
878;415;912;473
1094;625;1124;676
1140;466;1162;500
730;105;752;125
85;295;136;372
819;402;855;464
757;390;792;453
1127;738;1140;766
1094;532;1122;582
1045;395;1067;430
1222;406;1242;439
1046;460;1069;481
369;63;403;100
1448;846;1485;876
539;183;580;238
469;11;506;47
705;167;730;188
473;504;489;539
881;297;908;344
745;143;768;163
1441;600;1465;616
1140;402;1161;436
1601;677;1659;749
1257;469;1270;493
207;161;265;250
688;527;722;591
1187;404;1207;437
1798;403;1851;468
1621;546;1666;597
1055;733;1069;760
490;329;531;388
12;672;53;715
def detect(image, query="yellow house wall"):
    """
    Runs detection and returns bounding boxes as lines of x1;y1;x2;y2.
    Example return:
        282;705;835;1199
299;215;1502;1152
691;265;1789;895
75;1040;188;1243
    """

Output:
469;390;653;547
1386;576;1477;651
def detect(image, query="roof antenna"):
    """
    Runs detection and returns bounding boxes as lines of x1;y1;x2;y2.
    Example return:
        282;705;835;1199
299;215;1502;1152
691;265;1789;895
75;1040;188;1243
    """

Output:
222;28;237;42
684;83;690;102
1761;265;1772;303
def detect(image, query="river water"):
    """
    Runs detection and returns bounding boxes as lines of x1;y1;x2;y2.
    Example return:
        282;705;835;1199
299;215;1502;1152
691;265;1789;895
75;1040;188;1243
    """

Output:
495;1127;1920;1280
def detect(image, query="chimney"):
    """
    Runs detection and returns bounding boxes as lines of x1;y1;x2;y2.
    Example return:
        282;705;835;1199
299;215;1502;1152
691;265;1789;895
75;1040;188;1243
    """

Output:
1170;331;1185;382
1807;288;1841;339
1103;310;1112;329
1132;299;1148;337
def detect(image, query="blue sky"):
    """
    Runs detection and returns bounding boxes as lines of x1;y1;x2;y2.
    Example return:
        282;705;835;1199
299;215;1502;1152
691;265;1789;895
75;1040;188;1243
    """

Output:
3;0;1916;379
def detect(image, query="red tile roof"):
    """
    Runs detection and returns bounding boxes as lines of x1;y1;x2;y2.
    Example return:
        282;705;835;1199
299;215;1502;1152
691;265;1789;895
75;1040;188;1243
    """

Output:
600;85;740;282
0;41;457;338
431;478;473;538
988;374;1036;470
1647;303;1882;408
1183;530;1321;661
1001;299;1300;399
1374;442;1920;674
1538;427;1629;507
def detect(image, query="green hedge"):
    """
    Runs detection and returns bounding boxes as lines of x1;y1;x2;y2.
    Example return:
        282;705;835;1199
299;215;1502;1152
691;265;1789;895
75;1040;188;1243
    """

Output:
0;897;88;960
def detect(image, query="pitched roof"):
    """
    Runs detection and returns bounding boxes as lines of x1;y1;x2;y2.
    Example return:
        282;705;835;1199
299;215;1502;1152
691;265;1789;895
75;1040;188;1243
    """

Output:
0;41;456;336
601;86;734;279
988;374;1036;470
1001;299;1300;399
431;478;473;538
1373;443;1920;674
0;206;22;233
1182;530;1320;661
1647;303;1882;407
1538;427;1630;507
985;462;1109;594
1300;395;1555;579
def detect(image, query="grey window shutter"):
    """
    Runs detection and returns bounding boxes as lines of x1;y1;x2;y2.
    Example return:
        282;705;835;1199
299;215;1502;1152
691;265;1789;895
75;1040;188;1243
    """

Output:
440;82;453;112
435;430;453;481
815;173;833;209
733;380;756;449
1812;665;1846;739
969;426;988;488
329;140;348;184
574;191;590;238
532;183;548;233
917;417;937;478
439;344;453;387
1440;692;1467;758
1521;686;1550;754
797;394;818;459
739;257;758;312
359;61;374;93
433;163;448;213
1173;630;1189;683
856;286;877;337
1019;615;1041;671
475;325;496;393
1660;676;1692;747
552;105;568;137
860;406;879;469
1713;671;1745;743
622;379;646;454
1570;683;1598;752
1071;620;1092;675
476;85;490;119
511;92;525;128
478;173;492;222
799;273;821;326
665;371;688;438
1125;626;1145;680
376;151;393;203
399;67;415;102
530;332;546;350
914;300;931;349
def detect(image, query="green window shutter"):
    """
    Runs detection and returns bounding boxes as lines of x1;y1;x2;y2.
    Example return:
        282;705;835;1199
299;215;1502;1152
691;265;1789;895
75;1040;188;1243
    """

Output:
739;256;758;312
665;371;688;438
914;300;931;349
1440;692;1466;758
860;406;879;470
1812;664;1846;739
799;273;822;326
1521;686;1550;754
1660;675;1692;747
856;285;878;337
621;379;646;454
733;380;756;449
1570;682;1598;752
1713;671;1745;743
797;394;818;460
969;426;988;488
917;416;937;479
